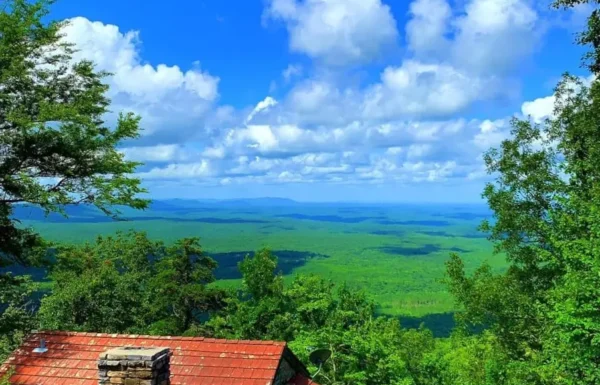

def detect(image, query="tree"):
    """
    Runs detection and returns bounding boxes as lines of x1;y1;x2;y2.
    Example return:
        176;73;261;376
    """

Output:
0;0;148;264
239;248;283;300
208;249;436;385
441;0;600;382
208;249;291;340
38;232;158;333
0;274;37;361
415;331;512;385
552;0;600;75
446;73;600;383
0;0;148;354
38;259;151;333
39;232;226;335
148;238;226;335
291;318;416;385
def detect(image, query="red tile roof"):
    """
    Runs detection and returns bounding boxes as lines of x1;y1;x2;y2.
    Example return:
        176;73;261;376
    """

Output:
0;331;297;385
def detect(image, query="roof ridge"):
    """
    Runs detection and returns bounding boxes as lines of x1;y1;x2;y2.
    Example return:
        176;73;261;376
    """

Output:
34;330;287;346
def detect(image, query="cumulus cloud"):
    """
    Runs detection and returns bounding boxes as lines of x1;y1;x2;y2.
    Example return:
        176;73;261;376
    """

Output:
520;74;595;123
363;61;499;119
264;0;398;66
473;119;511;150
521;95;555;123
452;0;539;74
121;145;200;163
57;1;569;191
406;0;452;57
60;17;220;137
255;63;501;127
404;0;540;75
137;160;214;180
141;78;564;186
259;0;539;126
246;97;279;125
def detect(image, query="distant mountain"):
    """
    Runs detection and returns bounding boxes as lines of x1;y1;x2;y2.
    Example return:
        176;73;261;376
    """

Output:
213;197;299;207
11;204;107;222
155;197;300;208
11;198;302;221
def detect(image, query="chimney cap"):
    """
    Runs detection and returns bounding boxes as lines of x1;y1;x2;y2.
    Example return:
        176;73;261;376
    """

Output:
98;347;170;361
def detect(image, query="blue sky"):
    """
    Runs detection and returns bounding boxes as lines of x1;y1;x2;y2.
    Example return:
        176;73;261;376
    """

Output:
49;0;591;203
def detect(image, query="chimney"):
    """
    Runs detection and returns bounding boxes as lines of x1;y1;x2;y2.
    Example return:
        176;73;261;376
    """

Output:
98;347;171;385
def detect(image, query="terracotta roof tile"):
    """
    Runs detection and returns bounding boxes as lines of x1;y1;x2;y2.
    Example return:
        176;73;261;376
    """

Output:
1;331;290;385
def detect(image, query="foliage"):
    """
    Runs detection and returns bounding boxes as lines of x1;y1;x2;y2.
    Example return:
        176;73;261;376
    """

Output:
210;251;420;384
291;318;414;385
0;0;148;266
0;0;148;356
552;0;600;75
38;257;151;332
446;71;600;383
0;368;15;385
0;273;37;361
38;231;226;335
147;238;226;334
17;203;498;320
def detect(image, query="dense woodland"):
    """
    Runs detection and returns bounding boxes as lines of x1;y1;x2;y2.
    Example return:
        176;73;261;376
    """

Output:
2;0;600;384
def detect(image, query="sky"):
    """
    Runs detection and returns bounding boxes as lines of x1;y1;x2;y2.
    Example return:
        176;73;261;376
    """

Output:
47;0;592;203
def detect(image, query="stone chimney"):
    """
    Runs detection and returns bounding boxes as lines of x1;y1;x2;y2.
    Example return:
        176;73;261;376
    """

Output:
98;347;171;385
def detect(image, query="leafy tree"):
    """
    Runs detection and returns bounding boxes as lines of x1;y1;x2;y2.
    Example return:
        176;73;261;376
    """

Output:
446;72;600;383
0;0;148;265
208;249;293;340
442;1;600;383
239;248;283;300
38;232;158;332
39;232;226;335
291;318;415;385
38;259;151;333
148;238;226;335
552;0;600;75
0;274;37;361
209;249;435;385
0;0;148;354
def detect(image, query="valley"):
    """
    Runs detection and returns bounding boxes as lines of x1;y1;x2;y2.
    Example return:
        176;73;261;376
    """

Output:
10;198;504;332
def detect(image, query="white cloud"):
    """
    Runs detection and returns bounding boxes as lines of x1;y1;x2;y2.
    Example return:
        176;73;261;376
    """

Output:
60;17;220;136
137;160;214;179
264;0;398;66
246;97;279;124
406;0;452;57
473;119;511;149
521;95;554;123
452;0;539;74
363;61;496;119
141;79;562;186
288;80;341;113
257;62;501;127
258;0;543;130
520;74;595;123
283;64;303;82
404;0;540;75
122;145;189;162
57;4;570;191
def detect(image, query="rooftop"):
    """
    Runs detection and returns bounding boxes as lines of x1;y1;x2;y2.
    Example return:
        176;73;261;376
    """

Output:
0;331;315;385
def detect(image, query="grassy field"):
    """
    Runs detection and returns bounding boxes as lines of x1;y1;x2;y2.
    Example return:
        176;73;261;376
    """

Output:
11;199;504;323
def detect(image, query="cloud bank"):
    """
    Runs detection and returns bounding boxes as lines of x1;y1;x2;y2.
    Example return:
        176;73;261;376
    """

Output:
56;0;581;199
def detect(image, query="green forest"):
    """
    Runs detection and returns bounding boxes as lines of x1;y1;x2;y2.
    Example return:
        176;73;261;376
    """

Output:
3;0;600;384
